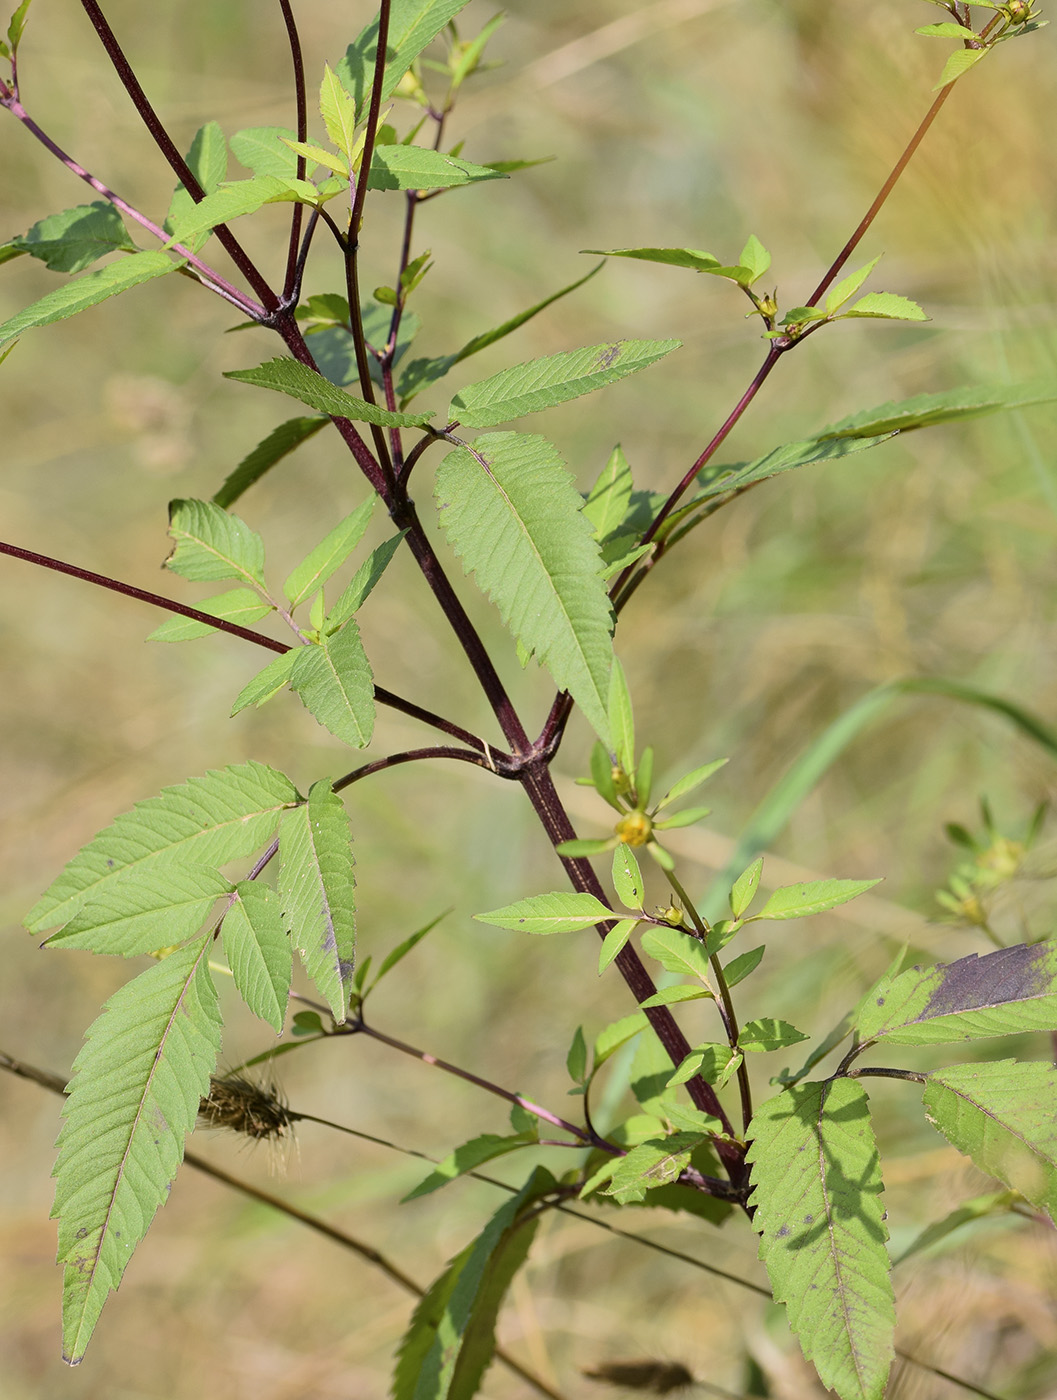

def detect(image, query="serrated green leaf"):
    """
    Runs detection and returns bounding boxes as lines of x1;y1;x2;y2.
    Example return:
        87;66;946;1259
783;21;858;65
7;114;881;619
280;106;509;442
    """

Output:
147;587;273;642
611;843;644;911
0;250;179;348
730;857;763;919
165;122;228;252
42;866;233;956
923;1061;1057;1221
916;21;979;36
584;444;634;542
841;291;928;322
740;1018;808;1053
319;62;359;162
367;144;506;192
435;432;614;740
392;1167;552;1400
603;1133;703;1203
324;533;405;631
824;255;881;316
402;1132;537;1203
608;658;635;775
11;201;136;274
819;380;1057;440
666;1043;739;1088
230;649;298;715
748;1080;894;1400
598;917;639;974
857;943;1057;1045
25;762;298;934
222;882;292;1033
475;891;616;934
450;338;680;428
163;175;319;248
753;878;881;922
278;779;356;1022
212;416;327;509
640;984;713;1010
289;622;375;748
639;926;713;984
656;758;727;812
739;234;771;284
338;0;473;118
281;138;348;178
594;1011;648;1066
283;495;376;607
583;245;720;271
229;126;302;179
224;356;433;427
723;945;765;988
164;499;266;588
53;938;221;1363
936;45;988;87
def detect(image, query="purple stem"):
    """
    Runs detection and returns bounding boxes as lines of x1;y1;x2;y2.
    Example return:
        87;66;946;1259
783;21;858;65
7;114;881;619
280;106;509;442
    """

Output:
277;0;308;301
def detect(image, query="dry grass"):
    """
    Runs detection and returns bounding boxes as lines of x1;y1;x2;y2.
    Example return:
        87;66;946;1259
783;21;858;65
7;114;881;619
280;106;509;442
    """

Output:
2;1;1057;1396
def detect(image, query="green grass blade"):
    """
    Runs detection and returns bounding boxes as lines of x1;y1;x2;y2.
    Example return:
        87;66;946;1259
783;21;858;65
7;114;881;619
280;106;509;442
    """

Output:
52;938;222;1364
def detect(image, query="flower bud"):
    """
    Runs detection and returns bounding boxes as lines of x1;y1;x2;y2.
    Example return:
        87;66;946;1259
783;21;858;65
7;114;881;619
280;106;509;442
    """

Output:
615;810;652;847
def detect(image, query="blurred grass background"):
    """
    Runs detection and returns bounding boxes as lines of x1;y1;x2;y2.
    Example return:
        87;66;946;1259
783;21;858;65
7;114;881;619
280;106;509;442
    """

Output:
2;0;1057;1396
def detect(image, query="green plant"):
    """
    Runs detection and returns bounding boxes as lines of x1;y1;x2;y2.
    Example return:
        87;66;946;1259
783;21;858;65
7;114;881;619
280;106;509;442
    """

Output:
2;2;1056;1398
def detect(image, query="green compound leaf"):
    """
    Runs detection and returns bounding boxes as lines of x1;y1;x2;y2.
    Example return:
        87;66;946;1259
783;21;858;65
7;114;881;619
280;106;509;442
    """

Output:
289;622;375;748
25;762;299;934
819;380;1057;441
147;587;274;642
0;250;179;348
230;649;298;716
278;779;356;1022
164;499;266;588
212;416;327;509
338;0;473;117
367;144;507;192
392;1167;553;1400
221;881;292;1034
10;201;136;273
163;175;320;247
42;866;233;956
402;1131;537;1202
753;878;881;922
450;338;679;428
53;938;222;1365
857;943;1057;1046
224;356;433;427
923;1060;1057;1222
283;495;376;607
748;1080;895;1400
475;891;617;934
165;122;228;253
435;432;614;741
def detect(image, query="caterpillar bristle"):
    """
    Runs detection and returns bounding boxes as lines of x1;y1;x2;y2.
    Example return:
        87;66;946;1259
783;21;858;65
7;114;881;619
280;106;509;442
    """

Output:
582;1361;695;1395
198;1073;296;1141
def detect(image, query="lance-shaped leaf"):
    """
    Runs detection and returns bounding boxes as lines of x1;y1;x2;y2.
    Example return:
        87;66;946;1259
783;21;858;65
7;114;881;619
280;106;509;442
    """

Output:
147;587;274;641
212;416;327;509
367;145;507;192
164;122;228;252
818;380;1057;441
9;201;136;274
283;495;376;607
689;433;897;506
324;533;405;631
923;1060;1057;1222
52;938;222;1364
475;891;617;934
224;357;433;427
584;444;634;542
25;762;299;934
403;1130;538;1202
230;649;298;716
162;175;320;247
450;338;679;428
222;882;292;1034
338;0;473;116
164;499;266;588
839;291;928;322
583;246;722;271
278;779;356;1021
748;1080;895;1400
289;622;375;748
640;926;714;983
43;866;233;957
0;250;179;348
858;943;1057;1045
752;878;881;922
392;1168;554;1400
435;432;614;740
